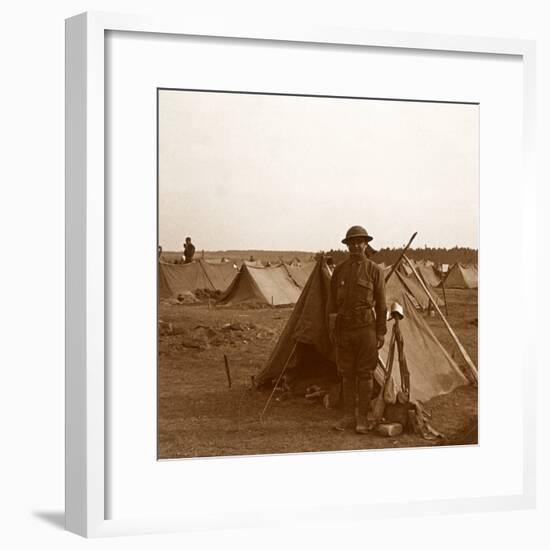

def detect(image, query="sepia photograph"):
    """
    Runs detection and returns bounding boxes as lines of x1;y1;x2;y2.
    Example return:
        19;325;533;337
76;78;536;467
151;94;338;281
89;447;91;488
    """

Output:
157;88;479;459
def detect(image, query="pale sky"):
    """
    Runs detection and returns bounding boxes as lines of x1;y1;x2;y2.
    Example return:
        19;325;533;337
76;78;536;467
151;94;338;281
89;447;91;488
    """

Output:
159;90;479;252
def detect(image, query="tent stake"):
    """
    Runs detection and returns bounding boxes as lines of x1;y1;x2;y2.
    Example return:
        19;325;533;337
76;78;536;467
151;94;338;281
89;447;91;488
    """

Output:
223;354;232;388
403;255;478;382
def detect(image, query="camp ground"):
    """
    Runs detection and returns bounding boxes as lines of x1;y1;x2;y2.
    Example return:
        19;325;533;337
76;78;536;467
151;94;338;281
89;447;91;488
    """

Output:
257;259;471;406
158;253;478;458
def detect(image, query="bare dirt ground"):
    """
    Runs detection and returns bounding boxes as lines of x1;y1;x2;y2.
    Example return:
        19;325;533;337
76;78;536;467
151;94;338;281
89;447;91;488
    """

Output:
158;289;478;458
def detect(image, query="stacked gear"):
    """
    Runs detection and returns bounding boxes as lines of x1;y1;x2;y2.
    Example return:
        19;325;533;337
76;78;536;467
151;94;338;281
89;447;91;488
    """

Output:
374;302;444;440
373;302;413;434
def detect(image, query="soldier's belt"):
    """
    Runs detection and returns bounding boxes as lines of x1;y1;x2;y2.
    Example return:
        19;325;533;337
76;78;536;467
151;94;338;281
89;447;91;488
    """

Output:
339;307;375;329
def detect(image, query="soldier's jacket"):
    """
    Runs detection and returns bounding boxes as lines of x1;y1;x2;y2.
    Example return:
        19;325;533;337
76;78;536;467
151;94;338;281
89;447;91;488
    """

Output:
327;256;387;337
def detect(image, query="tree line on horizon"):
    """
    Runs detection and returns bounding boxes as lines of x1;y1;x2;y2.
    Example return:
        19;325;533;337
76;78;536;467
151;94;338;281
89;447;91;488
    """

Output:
160;246;478;267
325;246;478;266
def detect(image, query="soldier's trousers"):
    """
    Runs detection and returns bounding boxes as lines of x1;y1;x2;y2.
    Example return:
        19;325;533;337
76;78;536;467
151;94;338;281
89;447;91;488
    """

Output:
336;325;377;418
335;325;378;378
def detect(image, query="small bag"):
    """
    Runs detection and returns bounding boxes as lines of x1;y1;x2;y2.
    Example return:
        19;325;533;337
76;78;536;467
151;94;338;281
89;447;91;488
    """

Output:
385;401;411;429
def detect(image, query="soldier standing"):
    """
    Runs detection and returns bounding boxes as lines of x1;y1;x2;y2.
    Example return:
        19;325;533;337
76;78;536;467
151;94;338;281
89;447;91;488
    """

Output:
327;226;387;434
183;237;196;264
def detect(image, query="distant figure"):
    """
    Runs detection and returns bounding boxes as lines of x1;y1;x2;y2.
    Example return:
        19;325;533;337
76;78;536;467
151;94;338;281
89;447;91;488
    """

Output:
157;245;162;260
183;237;196;264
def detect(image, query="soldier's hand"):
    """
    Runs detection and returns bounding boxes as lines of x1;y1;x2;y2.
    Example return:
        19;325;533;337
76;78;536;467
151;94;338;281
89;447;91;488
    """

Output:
376;335;385;349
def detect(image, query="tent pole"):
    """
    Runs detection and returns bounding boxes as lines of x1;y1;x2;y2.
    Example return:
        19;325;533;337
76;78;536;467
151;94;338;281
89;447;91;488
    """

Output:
259;342;297;422
199;259;216;291
385;232;418;283
441;278;449;316
280;260;301;289
403;255;478;382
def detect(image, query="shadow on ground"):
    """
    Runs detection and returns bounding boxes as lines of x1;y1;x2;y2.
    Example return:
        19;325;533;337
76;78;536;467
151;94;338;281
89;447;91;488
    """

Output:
33;510;65;530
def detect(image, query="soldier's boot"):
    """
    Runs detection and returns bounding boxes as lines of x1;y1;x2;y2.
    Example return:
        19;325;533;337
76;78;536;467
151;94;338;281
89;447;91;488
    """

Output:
333;377;356;431
355;376;374;434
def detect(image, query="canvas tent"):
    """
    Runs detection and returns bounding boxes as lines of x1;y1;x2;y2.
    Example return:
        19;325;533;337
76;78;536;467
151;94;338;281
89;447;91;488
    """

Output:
415;264;442;288
158;260;237;299
287;257;303;267
218;263;304;306
282;261;316;289
398;260;415;277
385;267;444;310
397;259;441;291
256;259;469;404
443;263;478;289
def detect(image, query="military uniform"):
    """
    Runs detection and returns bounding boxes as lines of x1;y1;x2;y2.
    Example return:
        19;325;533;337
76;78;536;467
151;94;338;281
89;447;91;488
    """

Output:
327;240;387;432
183;242;195;263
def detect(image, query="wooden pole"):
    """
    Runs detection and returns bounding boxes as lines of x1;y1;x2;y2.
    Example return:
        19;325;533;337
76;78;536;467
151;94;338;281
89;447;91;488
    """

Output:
441;278;449;316
403;255;478;382
259;342;297;422
385;232;418;283
223;354;232;388
394;320;410;395
199;259;216;292
384;323;397;386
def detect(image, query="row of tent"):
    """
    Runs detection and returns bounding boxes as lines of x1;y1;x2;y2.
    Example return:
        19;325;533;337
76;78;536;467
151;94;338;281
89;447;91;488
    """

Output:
159;257;475;406
218;261;446;310
158;259;316;303
256;258;473;406
158;258;477;307
389;260;478;290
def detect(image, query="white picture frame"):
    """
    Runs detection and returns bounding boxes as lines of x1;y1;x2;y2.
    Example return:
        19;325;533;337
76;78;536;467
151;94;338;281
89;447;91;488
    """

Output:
65;11;536;538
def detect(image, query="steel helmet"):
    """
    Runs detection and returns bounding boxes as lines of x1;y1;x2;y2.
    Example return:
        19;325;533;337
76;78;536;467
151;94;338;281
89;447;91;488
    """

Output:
390;302;404;320
341;225;373;244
